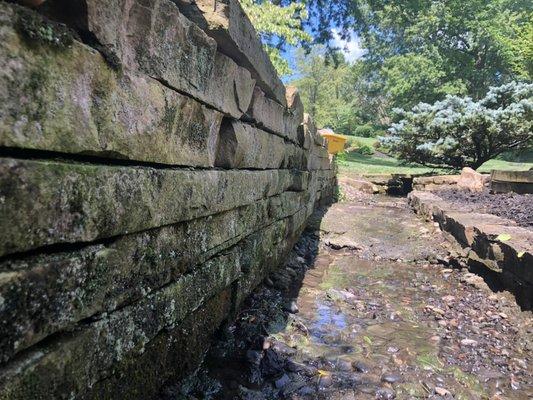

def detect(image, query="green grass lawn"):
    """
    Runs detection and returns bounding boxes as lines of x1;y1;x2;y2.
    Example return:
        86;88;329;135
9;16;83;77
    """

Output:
338;142;533;176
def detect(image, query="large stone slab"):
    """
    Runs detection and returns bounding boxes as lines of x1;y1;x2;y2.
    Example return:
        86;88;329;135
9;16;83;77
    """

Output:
491;170;533;194
47;0;255;118
0;158;304;257
0;191;307;361
173;0;287;106
215;120;305;169
0;4;223;167
408;190;533;307
245;86;304;143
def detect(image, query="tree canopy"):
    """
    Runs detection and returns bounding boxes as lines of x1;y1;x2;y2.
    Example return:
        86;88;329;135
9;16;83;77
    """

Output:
385;82;533;169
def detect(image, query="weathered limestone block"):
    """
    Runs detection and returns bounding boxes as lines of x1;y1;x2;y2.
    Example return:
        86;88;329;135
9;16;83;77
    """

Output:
457;167;486;192
491;170;533;194
215;120;305;169
0;5;223;167
245;85;304;144
0;249;242;399
339;177;379;194
0;158;303;256
0;190;308;361
285;86;305;140
66;0;255;118
412;175;460;191
302;113;325;147
173;0;286;106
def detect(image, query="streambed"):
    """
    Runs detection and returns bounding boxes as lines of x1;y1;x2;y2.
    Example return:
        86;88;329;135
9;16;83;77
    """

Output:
168;197;532;399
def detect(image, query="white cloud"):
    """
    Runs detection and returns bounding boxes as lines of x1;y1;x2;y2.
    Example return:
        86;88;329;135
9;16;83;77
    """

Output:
330;29;366;63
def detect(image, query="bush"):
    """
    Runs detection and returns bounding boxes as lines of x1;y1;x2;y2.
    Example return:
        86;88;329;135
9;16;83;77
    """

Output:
356;145;374;155
386;82;533;169
354;124;376;137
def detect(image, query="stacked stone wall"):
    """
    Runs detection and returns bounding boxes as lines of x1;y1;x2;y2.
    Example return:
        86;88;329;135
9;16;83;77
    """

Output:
0;1;336;398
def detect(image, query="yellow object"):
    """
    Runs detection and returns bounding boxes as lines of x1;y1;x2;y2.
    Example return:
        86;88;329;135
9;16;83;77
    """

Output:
319;130;347;154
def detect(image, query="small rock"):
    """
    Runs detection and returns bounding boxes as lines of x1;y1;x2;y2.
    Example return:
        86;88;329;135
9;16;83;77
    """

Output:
274;374;291;389
353;361;371;373
375;387;396;399
318;373;333;388
283;300;299;314
336;359;354;372
460;338;478;347
381;373;401;384
434;387;451;396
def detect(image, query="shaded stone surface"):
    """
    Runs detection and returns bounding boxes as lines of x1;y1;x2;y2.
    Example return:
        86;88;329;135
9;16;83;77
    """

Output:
0;158;305;256
215;120;305;170
0;2;338;398
0;191;309;361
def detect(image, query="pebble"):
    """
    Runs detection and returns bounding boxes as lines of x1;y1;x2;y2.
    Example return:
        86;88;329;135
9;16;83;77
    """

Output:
381;373;401;384
435;387;451;396
274;374;290;389
460;338;478;347
353;361;371;373
376;387;396;399
283;300;299;314
336;359;354;372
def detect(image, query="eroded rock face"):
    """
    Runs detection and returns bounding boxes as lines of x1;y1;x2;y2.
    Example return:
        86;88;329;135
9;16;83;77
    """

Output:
72;0;255;118
0;7;224;167
0;158;305;256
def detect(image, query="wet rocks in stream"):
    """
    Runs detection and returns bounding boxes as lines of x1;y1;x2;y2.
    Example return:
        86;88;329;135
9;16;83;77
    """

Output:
170;198;532;400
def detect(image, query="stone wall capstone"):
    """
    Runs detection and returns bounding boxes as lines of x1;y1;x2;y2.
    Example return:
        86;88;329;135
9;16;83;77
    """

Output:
0;1;337;398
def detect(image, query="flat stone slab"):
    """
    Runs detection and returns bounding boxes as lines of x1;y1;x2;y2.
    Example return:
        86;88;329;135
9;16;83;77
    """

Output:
0;190;308;361
215;120;305;169
173;0;287;106
57;0;256;118
0;158;306;257
0;210;309;399
0;9;224;168
409;190;533;292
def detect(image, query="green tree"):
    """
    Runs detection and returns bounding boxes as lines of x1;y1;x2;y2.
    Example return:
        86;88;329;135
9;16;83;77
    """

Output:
292;48;361;134
385;82;533;169
240;0;311;75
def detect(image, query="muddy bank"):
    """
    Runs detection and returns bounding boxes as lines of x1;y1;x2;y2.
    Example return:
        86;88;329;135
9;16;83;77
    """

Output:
436;189;532;228
166;199;532;399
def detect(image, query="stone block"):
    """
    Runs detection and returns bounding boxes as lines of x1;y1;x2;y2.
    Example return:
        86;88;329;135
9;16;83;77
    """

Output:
245;87;301;143
0;6;224;167
457;167;486;192
0;250;242;399
215;120;292;169
54;0;255;118
491;170;533;194
0;158;302;256
173;0;286;106
0;190;308;361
